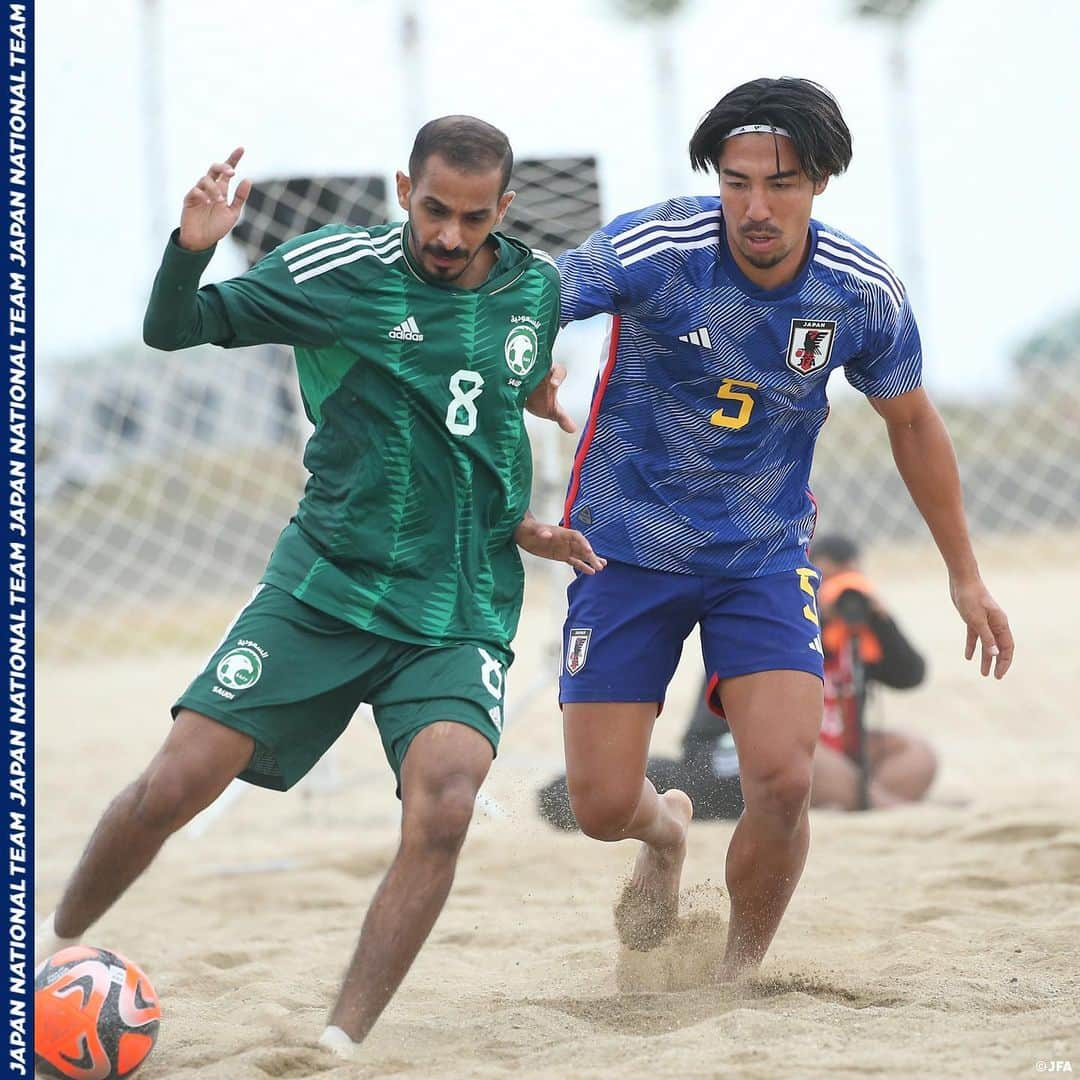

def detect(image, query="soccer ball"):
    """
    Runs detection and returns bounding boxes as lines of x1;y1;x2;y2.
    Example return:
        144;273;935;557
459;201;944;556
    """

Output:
34;946;161;1079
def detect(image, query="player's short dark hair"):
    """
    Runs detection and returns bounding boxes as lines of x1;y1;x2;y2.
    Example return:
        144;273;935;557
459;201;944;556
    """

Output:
811;534;860;565
689;78;853;183
409;115;514;194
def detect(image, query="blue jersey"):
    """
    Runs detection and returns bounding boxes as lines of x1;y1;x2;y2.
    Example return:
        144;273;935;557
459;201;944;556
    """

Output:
557;196;922;578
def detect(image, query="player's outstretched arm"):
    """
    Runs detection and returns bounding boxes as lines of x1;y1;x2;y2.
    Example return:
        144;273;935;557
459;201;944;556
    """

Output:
145;146;332;353
178;147;253;253
525;363;576;433
869;387;1014;679
514;511;606;575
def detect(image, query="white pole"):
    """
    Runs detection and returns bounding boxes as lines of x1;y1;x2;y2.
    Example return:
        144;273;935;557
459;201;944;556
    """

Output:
884;17;926;321
138;0;170;267
652;20;684;196
852;1;927;317
400;0;426;137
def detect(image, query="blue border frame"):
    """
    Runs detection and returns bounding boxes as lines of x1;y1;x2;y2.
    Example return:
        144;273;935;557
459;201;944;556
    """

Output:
4;2;32;1075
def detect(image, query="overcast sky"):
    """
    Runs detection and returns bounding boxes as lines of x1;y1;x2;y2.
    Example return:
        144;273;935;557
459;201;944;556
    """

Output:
39;0;1080;402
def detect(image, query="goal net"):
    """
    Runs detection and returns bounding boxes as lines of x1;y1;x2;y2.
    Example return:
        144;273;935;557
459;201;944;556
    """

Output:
37;163;1078;660
37;158;603;659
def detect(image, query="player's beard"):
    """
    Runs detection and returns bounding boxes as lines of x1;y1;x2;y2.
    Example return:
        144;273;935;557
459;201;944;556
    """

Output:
422;243;477;281
741;248;790;270
736;229;794;270
406;226;480;284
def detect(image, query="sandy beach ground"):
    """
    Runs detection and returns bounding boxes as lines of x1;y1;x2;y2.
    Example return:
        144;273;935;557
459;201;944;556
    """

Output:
36;542;1080;1078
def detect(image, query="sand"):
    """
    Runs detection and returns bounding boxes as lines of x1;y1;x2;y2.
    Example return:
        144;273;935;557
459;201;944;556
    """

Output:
35;542;1080;1078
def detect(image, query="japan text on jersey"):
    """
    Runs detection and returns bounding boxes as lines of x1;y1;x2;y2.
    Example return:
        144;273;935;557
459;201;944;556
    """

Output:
557;196;921;579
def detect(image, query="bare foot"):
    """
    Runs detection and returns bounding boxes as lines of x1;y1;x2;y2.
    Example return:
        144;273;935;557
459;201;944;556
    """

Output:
713;957;756;983
614;789;693;951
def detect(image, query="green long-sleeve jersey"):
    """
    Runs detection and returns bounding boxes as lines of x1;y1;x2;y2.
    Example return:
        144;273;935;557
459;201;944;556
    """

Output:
144;221;561;654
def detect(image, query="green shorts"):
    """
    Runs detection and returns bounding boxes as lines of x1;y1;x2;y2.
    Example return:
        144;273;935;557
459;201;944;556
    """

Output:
173;584;510;792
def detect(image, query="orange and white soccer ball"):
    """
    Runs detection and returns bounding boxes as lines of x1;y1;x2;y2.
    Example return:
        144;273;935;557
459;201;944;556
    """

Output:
34;946;161;1079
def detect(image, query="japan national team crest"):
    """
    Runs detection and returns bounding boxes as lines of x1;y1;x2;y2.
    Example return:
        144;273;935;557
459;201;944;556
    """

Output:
565;628;592;676
785;318;836;375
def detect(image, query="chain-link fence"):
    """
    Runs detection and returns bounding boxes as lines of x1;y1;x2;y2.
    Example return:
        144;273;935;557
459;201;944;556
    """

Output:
37;165;1079;659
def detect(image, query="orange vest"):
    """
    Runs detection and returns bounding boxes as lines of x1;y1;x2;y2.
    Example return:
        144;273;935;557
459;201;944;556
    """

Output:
818;571;880;757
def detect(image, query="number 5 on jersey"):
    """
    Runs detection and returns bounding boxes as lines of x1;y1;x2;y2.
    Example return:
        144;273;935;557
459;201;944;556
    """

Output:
710;377;759;430
446;369;485;436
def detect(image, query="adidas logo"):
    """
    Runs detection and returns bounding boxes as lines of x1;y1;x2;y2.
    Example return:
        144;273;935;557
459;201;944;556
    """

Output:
388;315;424;342
677;326;712;348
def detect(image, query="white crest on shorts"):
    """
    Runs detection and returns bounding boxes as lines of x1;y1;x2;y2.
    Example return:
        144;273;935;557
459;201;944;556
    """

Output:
565;628;592;676
216;646;263;691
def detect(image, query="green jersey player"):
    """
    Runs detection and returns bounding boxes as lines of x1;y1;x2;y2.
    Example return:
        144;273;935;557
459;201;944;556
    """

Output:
36;116;604;1060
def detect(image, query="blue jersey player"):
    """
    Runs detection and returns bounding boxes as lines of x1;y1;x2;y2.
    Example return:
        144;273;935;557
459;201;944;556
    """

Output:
547;78;1014;974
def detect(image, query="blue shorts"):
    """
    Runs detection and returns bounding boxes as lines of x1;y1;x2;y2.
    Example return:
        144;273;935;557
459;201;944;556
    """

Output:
559;560;824;712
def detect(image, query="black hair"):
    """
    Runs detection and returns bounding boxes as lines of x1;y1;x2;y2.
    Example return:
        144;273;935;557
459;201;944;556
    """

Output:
689;78;852;183
810;534;860;565
409;115;514;194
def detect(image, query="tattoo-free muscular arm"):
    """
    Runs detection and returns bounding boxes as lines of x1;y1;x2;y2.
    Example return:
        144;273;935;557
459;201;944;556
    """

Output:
868;387;1014;678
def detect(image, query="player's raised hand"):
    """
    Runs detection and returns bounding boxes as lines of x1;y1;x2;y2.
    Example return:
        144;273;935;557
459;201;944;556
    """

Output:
178;147;253;252
514;512;606;575
525;363;576;433
951;577;1014;679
